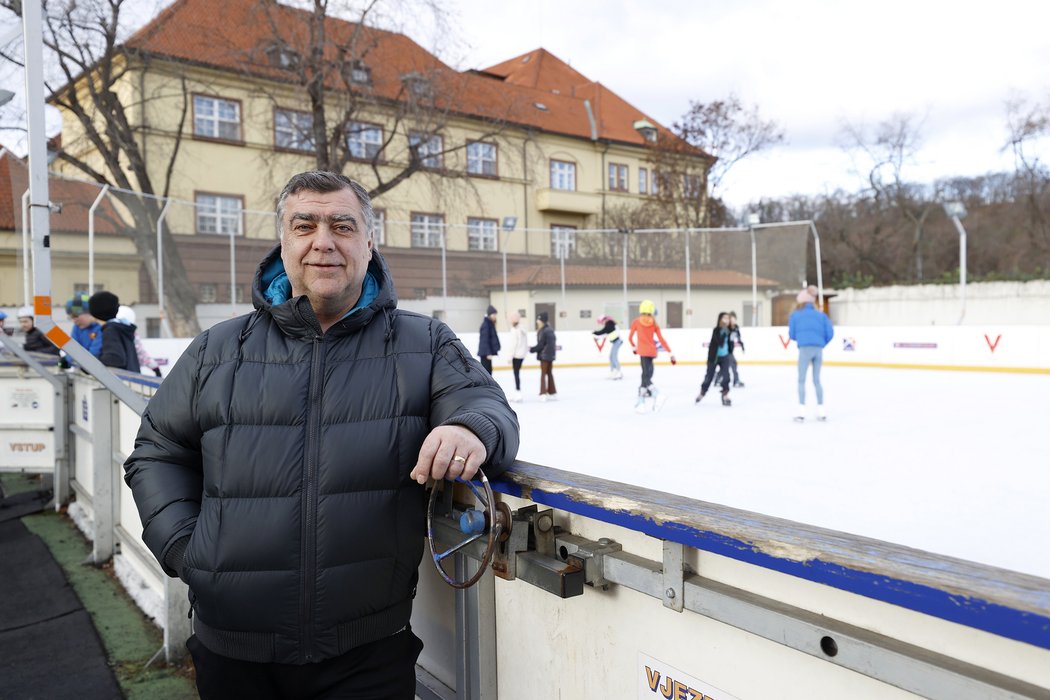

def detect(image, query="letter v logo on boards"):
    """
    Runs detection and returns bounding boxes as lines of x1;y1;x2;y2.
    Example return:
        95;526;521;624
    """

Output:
778;334;791;349
984;334;1001;353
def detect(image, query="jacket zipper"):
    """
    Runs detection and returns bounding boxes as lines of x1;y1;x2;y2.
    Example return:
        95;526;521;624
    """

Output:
301;334;325;662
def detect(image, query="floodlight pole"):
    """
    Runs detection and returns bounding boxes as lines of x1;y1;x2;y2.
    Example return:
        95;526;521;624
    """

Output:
684;229;691;328
441;224;448;319
808;221;825;307
21;189;30;306
747;214;760;326
944;203;968;324
229;217;237;318
621;228;629;326
156;198;173;337
88;184;110;293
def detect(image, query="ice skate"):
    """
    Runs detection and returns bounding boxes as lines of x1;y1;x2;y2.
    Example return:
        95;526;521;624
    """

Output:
636;387;652;414
650;387;667;412
817;405;827;422
613;369;623;380
794;404;805;422
694;391;705;404
733;381;745;388
540;394;548;403
720;391;731;407
510;390;523;403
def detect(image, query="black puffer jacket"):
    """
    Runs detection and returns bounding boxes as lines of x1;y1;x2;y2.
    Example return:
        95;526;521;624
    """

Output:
123;247;519;665
99;322;140;372
530;324;556;361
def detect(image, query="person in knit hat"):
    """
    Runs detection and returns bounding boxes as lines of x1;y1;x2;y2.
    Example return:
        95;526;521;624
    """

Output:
629;300;675;412
17;307;59;355
0;310;11;337
789;287;834;422
530;311;557;400
115;305;162;377
477;304;501;375
65;291;102;358
89;291;140;372
506;311;528;402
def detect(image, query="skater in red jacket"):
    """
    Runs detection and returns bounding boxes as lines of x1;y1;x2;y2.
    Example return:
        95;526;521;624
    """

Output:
628;300;675;411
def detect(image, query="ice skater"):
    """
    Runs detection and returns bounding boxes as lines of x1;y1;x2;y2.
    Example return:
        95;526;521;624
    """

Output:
507;311;528;402
789;288;834;422
477;304;500;375
716;311;745;388
629;300;675;412
695;312;733;407
593;314;623;379
530;311;557;401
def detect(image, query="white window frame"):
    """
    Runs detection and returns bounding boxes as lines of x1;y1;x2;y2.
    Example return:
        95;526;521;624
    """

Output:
347;122;383;160
639;167;649;194
467;217;498;251
466;141;497;176
550;159;576;191
373;209;386;247
608;162;628;191
409;132;443;169
196;193;243;236
275;109;314;152
411;213;444;248
193;95;241;141
551;224;576;259
199;283;217;303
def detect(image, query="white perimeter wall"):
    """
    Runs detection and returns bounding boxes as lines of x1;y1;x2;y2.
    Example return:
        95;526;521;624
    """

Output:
829;280;1050;326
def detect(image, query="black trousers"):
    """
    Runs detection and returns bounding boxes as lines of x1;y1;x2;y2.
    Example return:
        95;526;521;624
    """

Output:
187;628;423;700
480;356;493;374
639;356;655;389
512;357;524;390
701;356;731;395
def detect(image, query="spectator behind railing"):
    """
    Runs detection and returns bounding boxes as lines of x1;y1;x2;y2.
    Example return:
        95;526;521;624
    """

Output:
115;305;162;377
18;306;59;356
88;291;140;373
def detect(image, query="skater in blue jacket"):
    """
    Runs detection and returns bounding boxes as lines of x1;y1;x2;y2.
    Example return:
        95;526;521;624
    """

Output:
788;288;834;422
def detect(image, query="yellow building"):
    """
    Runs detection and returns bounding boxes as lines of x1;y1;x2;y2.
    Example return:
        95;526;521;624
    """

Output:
34;0;714;332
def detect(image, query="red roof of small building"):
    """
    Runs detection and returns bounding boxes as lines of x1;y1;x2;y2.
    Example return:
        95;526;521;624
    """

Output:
0;153;123;235
484;264;779;289
120;0;706;153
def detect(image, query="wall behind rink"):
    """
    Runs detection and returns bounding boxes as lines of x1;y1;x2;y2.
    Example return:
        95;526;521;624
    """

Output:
456;325;1050;373
141;325;1050;376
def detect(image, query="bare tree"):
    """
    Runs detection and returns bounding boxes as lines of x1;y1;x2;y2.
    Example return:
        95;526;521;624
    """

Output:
663;94;785;227
0;0;202;335
840;113;939;282
1004;96;1050;262
246;0;514;201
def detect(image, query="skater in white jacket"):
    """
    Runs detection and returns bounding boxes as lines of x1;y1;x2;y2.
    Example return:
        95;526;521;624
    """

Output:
507;311;529;402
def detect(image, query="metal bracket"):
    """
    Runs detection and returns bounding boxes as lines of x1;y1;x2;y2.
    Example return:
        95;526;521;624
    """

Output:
662;540;684;612
554;533;623;589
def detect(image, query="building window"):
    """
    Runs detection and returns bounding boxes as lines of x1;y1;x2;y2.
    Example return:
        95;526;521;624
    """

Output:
467;217;498;251
348;60;371;84
409;132;443;169
651;169;661;196
551;224;576;259
196;193;243;236
347;122;383;160
73;282;104;293
373;208;385;247
683;173;703;199
466;141;497;176
639;167;648;194
193;95;241;141
411;213;444;248
275;109;314;152
608;163;628;191
550;160;576;191
266;45;299;69
199;284;217;303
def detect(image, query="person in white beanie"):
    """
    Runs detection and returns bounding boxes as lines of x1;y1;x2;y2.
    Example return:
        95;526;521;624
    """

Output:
18;307;59;355
788;288;833;422
506;311;528;402
115;305;163;377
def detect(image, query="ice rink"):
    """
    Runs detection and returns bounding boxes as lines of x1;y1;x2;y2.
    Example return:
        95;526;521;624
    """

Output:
491;361;1050;581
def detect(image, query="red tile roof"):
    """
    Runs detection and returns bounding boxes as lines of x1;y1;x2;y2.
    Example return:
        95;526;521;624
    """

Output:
484;263;780;289
0;153;123;235
120;0;706;153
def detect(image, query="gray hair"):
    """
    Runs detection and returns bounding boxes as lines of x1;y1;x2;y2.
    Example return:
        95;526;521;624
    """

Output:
275;171;375;240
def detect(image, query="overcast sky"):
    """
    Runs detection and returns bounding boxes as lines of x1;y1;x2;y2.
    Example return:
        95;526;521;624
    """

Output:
424;0;1050;209
3;0;1048;210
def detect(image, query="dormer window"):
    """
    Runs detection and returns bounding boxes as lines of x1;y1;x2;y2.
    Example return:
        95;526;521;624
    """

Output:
401;71;431;97
348;60;371;85
265;45;299;70
634;119;658;143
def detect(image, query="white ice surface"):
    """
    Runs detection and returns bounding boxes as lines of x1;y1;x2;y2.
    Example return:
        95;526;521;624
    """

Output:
493;363;1050;580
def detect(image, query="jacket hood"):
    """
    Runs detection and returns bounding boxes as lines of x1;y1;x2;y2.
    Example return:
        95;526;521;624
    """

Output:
250;244;398;337
637;315;655;328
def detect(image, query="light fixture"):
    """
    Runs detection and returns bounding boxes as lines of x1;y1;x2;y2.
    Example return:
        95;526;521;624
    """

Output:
502;216;517;231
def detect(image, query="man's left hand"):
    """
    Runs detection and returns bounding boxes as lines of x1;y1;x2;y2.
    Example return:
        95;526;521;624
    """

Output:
411;425;487;485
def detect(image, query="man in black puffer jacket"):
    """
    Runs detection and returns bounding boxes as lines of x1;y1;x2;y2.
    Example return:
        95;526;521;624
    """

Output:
123;171;520;698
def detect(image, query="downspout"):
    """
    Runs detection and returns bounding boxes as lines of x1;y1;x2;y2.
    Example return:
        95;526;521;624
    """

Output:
522;130;531;255
583;100;605;226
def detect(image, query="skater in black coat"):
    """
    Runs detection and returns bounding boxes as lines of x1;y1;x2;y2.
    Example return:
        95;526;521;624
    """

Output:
530;312;557;400
695;312;732;406
17;308;59;355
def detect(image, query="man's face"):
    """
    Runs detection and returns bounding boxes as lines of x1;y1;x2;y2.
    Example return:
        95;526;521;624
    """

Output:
71;313;95;329
18;317;32;332
280;187;373;313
